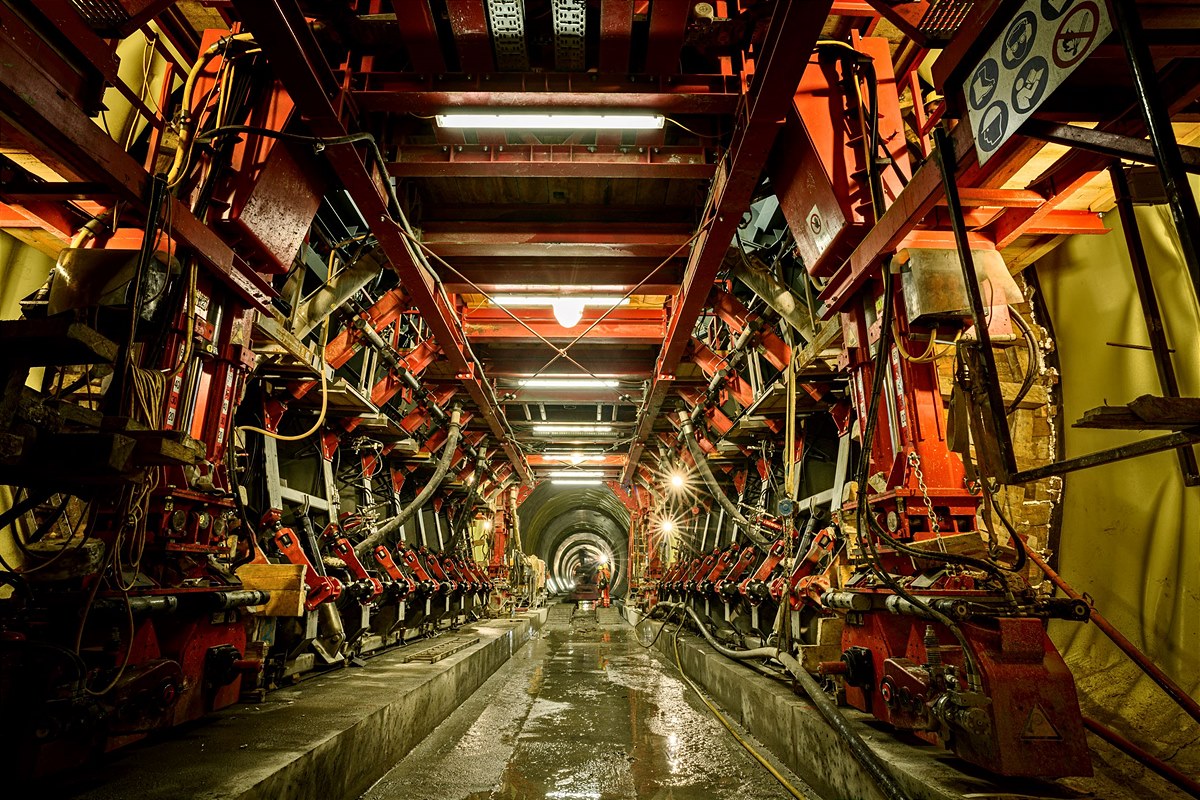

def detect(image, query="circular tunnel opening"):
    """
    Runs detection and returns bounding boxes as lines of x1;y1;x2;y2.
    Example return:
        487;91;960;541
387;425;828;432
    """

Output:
517;483;630;596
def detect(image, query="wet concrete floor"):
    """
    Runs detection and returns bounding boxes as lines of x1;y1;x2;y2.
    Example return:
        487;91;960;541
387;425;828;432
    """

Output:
362;603;819;800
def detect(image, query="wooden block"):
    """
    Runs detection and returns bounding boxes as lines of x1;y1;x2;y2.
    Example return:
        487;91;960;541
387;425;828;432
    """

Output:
1129;395;1200;427
236;563;307;617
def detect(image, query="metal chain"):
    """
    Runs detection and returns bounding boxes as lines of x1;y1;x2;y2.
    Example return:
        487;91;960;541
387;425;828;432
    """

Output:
908;451;946;552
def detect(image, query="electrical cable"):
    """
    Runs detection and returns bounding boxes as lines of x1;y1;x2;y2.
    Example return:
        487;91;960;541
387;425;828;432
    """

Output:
235;314;330;442
1006;306;1040;414
652;602;910;800
670;622;813;800
194;125;404;219
664;116;724;140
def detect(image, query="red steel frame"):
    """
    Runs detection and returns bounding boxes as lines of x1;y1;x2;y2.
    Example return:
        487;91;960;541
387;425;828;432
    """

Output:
623;0;835;482
387;144;716;180
352;72;741;115
231;0;530;484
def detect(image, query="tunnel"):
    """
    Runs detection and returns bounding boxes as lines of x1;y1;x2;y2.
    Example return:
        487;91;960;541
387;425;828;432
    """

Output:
1;2;1198;799
517;484;630;596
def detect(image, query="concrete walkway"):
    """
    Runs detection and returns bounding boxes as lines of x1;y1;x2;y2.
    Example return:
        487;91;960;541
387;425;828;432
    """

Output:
362;603;819;800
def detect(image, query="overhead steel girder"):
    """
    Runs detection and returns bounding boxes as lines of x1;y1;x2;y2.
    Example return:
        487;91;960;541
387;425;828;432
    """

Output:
420;221;697;242
462;309;667;345
599;0;635;72
444;0;495;72
388;144;716;180
623;0;833;483
441;265;681;296
392;0;446;72
232;0;530;484
427;241;691;261
645;0;689;74
352;73;741;115
0;15;273;312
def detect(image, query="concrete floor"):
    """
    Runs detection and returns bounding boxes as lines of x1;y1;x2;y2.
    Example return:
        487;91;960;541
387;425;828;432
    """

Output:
362;603;820;800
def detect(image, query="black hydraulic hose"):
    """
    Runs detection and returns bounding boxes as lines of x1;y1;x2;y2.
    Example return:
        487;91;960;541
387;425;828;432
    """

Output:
354;406;462;557
677;412;770;549
654;602;912;800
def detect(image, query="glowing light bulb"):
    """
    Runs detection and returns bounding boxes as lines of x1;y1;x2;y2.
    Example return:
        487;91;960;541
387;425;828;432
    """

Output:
661;519;675;533
670;472;685;489
552;298;585;328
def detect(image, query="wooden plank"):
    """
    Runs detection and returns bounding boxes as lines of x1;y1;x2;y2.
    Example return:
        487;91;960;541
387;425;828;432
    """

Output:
1129;394;1200;427
236;563;306;617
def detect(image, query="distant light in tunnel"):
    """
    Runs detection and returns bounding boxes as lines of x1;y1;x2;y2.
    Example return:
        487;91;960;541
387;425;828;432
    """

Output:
551;478;605;486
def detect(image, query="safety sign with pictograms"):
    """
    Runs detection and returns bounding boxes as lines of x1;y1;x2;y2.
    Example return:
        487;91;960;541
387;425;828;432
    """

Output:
966;0;1111;165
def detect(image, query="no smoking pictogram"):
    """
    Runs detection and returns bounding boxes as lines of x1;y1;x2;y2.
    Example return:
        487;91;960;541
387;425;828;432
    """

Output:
1054;1;1101;68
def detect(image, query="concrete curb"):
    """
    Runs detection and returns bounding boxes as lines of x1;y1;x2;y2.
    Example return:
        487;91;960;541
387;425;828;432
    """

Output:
623;605;1075;800
59;609;549;800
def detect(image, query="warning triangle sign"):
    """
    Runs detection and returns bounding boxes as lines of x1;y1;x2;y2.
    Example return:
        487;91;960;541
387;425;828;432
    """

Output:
1021;704;1062;740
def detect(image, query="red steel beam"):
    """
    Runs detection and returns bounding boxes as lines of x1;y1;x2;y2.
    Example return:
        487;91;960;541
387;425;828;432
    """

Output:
388;144;715;179
462;308;666;344
529;454;627;468
430;243;685;259
421;221;695;238
441;266;682;296
353;72;740;115
624;0;833;482
645;0;689;74
393;0;446;72
599;0;635;72
690;340;754;408
0;15;273;312
817;120;976;315
233;0;529;483
444;0;495;72
0;201;76;241
325;288;410;369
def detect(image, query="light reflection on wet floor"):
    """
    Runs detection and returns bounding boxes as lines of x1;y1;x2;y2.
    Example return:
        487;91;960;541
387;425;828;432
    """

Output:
362;605;812;800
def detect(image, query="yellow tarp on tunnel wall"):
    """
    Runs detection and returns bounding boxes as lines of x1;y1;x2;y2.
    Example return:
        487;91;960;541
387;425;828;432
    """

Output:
1037;176;1200;776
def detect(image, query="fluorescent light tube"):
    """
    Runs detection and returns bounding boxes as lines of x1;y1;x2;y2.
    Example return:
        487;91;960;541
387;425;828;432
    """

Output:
533;424;614;435
436;113;664;130
518;378;618;388
490;295;631;307
551;478;605;486
546;470;605;479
